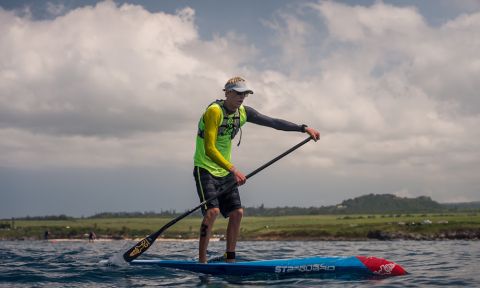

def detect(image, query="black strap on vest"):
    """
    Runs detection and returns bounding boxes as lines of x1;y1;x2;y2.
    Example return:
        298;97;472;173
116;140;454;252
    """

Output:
197;100;242;141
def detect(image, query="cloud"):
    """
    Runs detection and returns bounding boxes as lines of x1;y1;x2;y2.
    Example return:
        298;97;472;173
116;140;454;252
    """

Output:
312;1;480;113
0;0;479;207
248;1;480;200
0;1;256;168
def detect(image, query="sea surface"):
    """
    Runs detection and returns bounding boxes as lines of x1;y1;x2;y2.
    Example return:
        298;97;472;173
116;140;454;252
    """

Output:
0;239;479;287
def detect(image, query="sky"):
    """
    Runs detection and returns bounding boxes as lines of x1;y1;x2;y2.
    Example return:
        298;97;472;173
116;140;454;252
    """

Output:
1;0;480;218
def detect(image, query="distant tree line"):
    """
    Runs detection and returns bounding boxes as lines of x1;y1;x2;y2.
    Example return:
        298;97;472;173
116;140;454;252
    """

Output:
88;209;193;218
5;194;479;220
11;214;74;221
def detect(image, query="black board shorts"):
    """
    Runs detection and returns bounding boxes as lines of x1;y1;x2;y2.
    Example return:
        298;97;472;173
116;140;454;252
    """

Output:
193;166;242;218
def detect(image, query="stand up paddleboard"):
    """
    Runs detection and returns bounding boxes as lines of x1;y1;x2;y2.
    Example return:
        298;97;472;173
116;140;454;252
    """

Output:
130;255;406;277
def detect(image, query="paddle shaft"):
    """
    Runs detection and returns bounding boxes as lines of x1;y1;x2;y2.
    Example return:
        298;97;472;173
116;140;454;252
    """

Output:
123;136;313;262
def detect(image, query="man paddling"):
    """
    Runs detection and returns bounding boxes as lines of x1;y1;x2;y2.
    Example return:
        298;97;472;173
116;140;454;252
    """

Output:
193;76;320;263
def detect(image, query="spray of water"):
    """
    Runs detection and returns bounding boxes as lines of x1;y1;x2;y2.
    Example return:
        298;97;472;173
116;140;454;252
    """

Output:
98;251;129;267
107;252;129;267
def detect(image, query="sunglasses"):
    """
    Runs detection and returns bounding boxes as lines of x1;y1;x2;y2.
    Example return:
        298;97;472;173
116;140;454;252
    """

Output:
233;91;249;97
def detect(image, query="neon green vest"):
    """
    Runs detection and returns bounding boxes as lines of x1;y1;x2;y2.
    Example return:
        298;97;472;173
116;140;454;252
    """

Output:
194;100;247;177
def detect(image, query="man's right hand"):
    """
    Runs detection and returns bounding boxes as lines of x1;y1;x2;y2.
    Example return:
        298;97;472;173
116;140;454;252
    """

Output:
305;127;320;141
230;166;247;186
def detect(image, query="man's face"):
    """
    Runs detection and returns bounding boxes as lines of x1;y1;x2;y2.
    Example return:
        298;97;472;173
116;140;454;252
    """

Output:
225;90;249;110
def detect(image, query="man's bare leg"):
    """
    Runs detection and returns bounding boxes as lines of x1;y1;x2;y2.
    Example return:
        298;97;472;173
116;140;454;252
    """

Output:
225;208;243;263
199;208;220;263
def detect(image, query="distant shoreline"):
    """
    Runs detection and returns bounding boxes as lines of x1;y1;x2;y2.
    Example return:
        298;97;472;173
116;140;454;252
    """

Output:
2;213;479;241
0;237;222;242
1;233;478;241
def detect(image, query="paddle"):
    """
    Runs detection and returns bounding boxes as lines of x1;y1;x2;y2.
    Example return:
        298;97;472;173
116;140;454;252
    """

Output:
123;136;314;262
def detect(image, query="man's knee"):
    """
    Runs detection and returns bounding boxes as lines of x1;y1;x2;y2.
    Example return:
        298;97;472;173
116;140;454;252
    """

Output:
229;208;243;220
206;207;220;217
204;208;220;222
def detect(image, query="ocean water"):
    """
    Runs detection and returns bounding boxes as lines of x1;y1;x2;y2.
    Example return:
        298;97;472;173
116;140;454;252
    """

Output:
1;239;479;287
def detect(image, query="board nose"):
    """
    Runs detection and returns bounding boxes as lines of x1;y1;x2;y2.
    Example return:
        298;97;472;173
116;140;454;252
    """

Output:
356;256;407;276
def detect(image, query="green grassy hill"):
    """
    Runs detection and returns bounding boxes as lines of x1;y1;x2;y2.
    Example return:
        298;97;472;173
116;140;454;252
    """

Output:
244;194;464;216
334;194;443;213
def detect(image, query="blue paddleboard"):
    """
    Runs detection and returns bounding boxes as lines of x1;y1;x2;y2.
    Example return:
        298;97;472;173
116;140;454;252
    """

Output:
130;255;406;277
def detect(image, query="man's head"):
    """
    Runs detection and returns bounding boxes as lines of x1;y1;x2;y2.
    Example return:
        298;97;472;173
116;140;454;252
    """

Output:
223;77;253;111
223;77;254;95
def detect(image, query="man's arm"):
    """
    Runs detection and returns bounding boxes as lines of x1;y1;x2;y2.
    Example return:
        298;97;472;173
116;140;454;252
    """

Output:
245;106;320;140
203;106;233;171
245;106;302;131
203;106;247;184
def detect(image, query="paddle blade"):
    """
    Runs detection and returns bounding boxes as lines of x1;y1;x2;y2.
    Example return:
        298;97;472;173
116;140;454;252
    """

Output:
123;236;155;262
